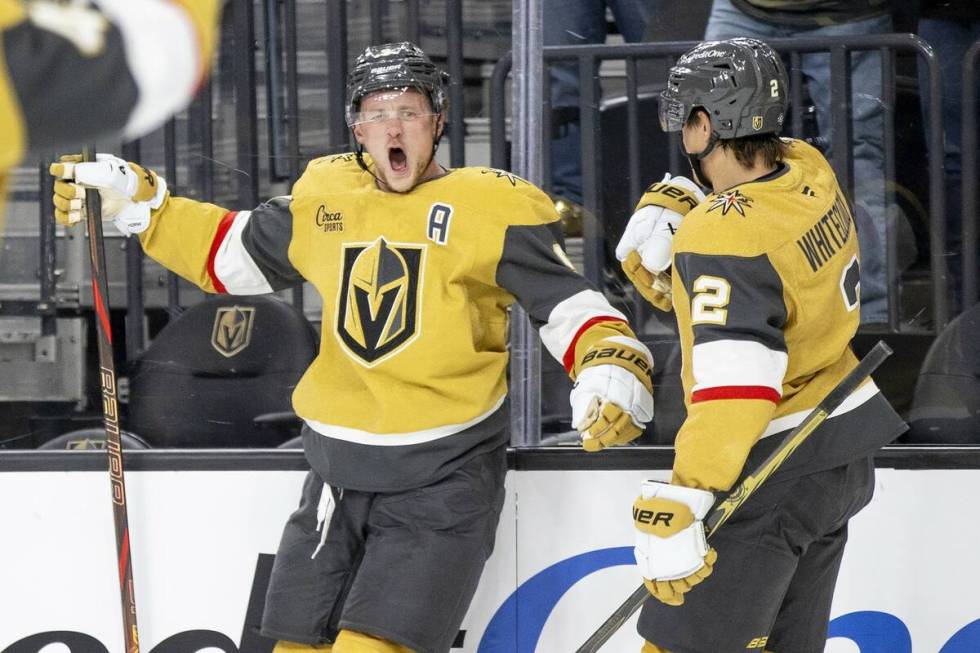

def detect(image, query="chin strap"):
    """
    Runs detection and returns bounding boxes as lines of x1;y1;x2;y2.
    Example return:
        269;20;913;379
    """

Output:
685;131;720;191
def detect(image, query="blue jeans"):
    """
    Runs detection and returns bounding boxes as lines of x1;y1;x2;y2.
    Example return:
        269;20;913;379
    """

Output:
705;0;892;322
919;18;980;310
545;0;653;204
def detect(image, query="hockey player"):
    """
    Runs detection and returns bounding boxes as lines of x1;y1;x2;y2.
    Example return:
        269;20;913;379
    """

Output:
51;43;655;653
615;38;906;653
0;0;222;228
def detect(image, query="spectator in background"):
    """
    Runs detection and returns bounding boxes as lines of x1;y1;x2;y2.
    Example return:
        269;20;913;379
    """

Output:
544;0;654;228
918;0;980;311
704;0;893;324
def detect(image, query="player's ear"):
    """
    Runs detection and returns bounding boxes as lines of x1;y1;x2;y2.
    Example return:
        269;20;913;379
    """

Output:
435;112;445;140
352;123;366;145
692;108;711;134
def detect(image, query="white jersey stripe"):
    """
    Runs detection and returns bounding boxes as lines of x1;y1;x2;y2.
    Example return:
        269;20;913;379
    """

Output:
94;0;200;138
691;339;788;395
539;289;629;364
303;393;507;446
760;381;879;439
211;211;276;295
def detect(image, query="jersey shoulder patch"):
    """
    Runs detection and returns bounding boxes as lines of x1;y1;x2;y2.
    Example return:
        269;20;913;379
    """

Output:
471;166;532;188
307;152;362;170
296;152;371;195
448;166;558;227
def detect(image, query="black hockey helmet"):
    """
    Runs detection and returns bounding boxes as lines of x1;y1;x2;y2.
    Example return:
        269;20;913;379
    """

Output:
346;42;450;126
659;37;788;139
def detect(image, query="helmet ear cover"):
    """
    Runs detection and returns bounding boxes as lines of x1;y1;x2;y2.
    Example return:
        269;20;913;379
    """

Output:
659;37;788;140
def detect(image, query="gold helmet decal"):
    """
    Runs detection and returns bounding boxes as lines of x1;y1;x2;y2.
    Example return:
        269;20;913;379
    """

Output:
337;237;425;365
211;306;256;357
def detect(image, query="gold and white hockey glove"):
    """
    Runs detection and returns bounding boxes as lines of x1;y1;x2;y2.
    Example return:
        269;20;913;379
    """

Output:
615;173;704;312
633;480;717;606
50;153;167;235
570;337;654;452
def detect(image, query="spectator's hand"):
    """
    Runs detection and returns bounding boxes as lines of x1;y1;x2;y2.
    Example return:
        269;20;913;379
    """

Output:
616;174;704;311
570;336;654;452
50;154;167;235
634;480;716;606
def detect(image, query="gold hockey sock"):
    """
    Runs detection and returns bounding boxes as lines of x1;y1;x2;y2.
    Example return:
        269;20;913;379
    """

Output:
273;641;332;652
333;629;414;653
641;642;672;653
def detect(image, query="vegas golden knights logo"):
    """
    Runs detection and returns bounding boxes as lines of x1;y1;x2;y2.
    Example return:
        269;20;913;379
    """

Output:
211;306;256;357
337;237;424;365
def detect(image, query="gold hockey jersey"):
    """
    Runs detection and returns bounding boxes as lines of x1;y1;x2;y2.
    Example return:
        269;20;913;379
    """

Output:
0;0;221;226
139;154;638;490
668;139;904;492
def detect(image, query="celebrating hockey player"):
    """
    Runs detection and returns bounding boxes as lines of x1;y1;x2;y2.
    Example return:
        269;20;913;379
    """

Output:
0;0;222;229
616;38;906;653
51;43;654;653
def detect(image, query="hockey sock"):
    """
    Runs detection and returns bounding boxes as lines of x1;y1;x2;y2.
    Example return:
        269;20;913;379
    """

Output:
333;629;414;653
641;642;672;653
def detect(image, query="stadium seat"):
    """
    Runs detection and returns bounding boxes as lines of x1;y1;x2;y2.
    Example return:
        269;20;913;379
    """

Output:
127;295;318;448
38;428;150;450
277;435;303;449
906;303;980;443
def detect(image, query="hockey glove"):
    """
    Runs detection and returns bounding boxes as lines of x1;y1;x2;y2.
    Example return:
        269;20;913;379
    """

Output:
634;480;717;606
570;336;654;452
50;153;167;235
615;173;704;312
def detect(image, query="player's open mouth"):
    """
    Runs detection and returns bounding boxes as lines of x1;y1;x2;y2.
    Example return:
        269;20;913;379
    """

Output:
389;147;408;174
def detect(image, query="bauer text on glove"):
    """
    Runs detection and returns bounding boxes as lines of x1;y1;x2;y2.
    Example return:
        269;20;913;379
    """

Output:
570;336;654;452
615;173;704;311
633;480;716;605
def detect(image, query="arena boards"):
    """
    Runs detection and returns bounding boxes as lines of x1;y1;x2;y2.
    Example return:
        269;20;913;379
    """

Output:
0;447;977;652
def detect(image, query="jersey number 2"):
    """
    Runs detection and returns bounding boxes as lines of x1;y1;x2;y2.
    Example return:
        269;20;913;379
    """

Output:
691;275;731;325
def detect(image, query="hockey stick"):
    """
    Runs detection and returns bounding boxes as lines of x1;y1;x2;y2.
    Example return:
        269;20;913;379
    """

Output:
83;147;141;653
576;340;893;653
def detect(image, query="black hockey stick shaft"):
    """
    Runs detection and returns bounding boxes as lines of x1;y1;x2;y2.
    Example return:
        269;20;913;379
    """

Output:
83;147;141;653
576;340;893;653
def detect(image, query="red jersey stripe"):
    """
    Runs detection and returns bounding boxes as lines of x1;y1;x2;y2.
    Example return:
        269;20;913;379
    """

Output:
206;211;237;294
691;385;781;404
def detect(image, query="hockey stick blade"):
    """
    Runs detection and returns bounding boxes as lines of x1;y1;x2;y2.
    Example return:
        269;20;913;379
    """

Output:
84;146;142;653
575;341;892;653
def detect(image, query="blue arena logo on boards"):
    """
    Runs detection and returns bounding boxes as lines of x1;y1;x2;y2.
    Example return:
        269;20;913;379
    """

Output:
475;546;980;653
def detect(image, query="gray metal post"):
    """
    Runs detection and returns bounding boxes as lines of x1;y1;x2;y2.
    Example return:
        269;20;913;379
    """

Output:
326;0;349;155
579;53;603;286
446;0;465;166
233;0;259;208
509;0;544;447
122;139;145;357
962;42;979;308
406;0;421;46
829;45;854;201
922;41;948;328
164;120;182;322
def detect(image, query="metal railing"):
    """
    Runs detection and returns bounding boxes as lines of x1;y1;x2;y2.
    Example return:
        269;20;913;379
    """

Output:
491;34;960;334
12;0;479;362
963;40;980;308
